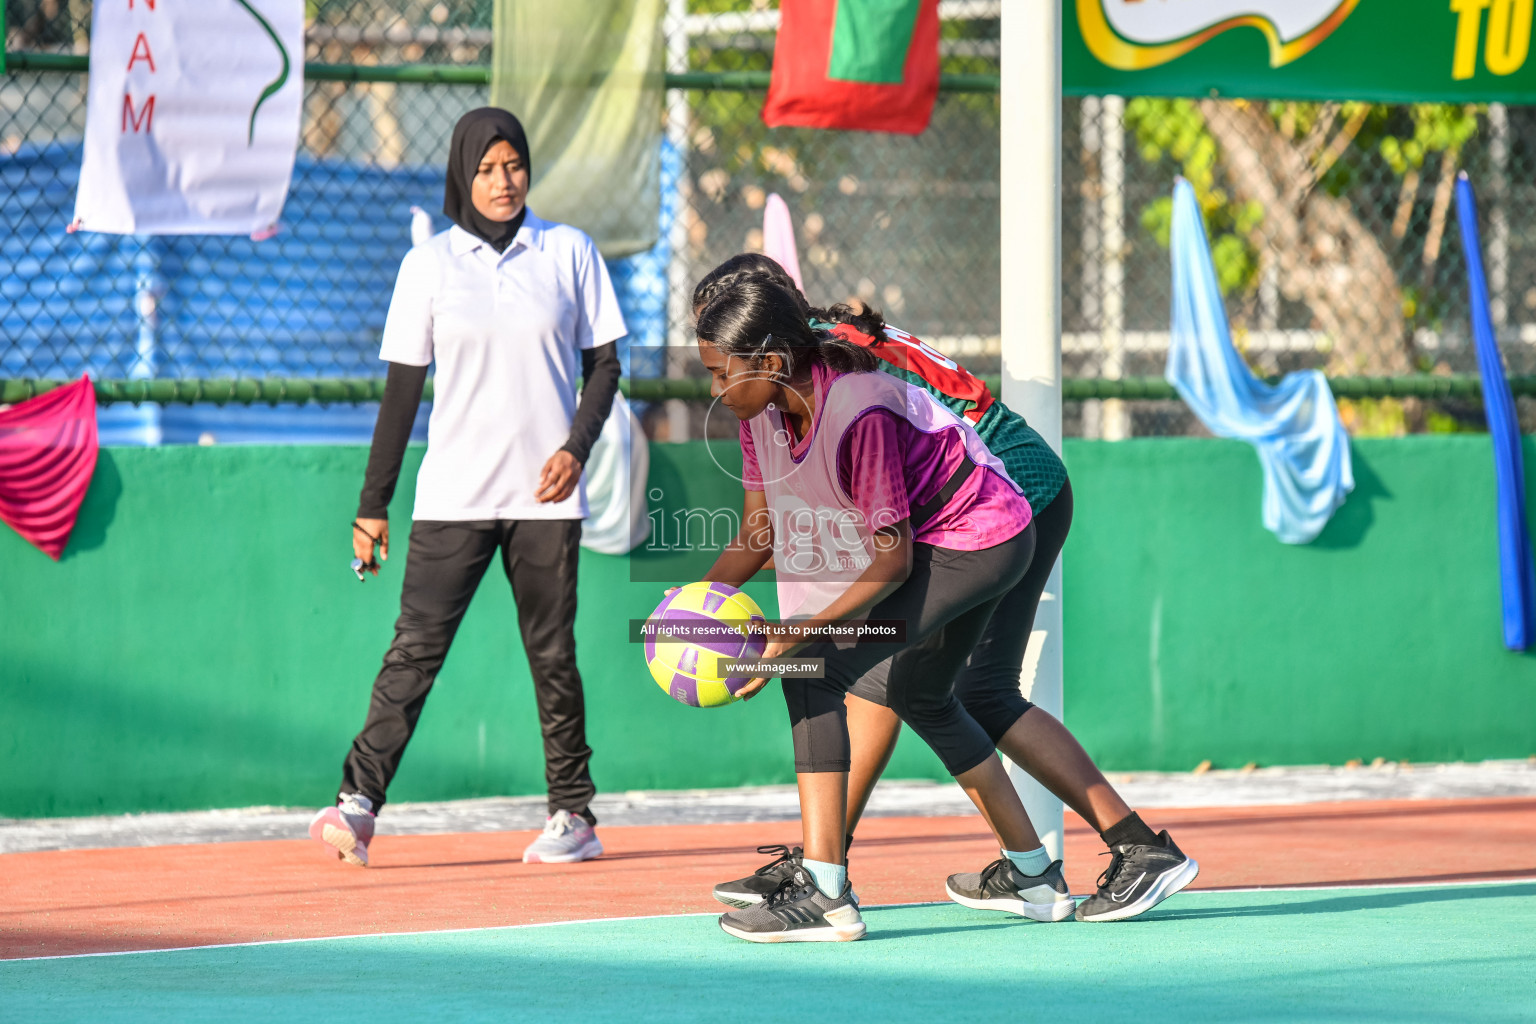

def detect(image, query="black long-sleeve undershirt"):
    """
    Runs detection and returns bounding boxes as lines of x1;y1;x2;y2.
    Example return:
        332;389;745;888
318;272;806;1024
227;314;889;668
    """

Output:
562;341;622;465
355;342;622;520
356;361;428;520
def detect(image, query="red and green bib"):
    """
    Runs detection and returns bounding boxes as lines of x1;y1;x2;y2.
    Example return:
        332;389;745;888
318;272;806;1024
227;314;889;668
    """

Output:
830;320;994;422
830;321;1069;511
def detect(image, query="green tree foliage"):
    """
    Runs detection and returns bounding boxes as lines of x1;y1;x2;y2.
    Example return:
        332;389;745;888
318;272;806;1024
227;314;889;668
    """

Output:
1124;98;1478;315
1126;98;1266;296
1125;97;1484;428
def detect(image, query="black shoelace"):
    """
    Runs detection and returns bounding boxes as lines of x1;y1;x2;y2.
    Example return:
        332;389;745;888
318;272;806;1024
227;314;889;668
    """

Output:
763;871;814;910
752;844;799;877
977;857;1013;896
1095;848;1129;892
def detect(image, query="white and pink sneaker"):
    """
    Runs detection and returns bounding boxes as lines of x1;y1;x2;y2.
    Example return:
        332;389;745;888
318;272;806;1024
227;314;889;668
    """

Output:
521;809;603;864
309;793;376;867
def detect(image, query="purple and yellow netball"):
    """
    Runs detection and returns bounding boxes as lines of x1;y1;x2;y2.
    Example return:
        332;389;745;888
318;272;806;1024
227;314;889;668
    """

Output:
645;582;768;707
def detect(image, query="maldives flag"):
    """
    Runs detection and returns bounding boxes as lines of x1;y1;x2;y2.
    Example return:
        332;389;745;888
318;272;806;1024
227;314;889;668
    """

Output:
763;0;940;135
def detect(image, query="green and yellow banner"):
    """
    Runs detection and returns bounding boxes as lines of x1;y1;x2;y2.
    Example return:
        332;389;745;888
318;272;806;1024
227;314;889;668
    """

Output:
1065;0;1536;102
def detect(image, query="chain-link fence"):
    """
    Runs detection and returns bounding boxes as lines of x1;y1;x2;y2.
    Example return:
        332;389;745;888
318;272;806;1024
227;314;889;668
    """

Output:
1064;95;1536;437
3;1;1532;438
2;0;502;400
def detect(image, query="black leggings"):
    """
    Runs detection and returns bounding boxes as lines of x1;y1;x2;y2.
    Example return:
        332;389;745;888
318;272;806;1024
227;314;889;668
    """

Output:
850;478;1073;743
783;521;1036;777
339;518;596;821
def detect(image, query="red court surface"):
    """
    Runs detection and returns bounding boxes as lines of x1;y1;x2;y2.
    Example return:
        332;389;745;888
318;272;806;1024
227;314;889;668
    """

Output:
3;797;1533;960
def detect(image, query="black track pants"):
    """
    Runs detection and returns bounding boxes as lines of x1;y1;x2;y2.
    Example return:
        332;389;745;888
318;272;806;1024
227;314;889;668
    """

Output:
783;522;1036;777
339;519;596;823
851;478;1074;743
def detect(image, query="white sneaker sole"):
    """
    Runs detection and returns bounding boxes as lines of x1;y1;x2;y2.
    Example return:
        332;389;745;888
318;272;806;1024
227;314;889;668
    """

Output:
1077;857;1200;922
522;836;604;864
713;889;860;910
944;884;1077;922
718;918;867;943
320;823;368;868
713;891;761;909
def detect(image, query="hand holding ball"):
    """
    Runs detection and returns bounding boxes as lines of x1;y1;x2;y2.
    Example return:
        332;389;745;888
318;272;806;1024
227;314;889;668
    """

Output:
646;583;768;707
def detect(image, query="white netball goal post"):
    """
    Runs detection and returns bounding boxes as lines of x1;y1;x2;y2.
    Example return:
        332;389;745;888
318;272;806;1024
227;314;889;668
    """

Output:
999;1;1066;860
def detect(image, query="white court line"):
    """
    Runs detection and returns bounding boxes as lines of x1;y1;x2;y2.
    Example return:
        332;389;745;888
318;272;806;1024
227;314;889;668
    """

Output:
0;911;722;964
6;876;1535;965
1179;876;1536;895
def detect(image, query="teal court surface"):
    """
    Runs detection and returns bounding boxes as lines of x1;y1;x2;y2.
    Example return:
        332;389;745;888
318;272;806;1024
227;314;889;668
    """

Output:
4;882;1534;1023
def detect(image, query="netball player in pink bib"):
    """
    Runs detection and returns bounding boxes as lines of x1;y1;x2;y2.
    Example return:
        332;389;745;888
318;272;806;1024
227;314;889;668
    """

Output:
696;256;1198;927
693;277;1071;943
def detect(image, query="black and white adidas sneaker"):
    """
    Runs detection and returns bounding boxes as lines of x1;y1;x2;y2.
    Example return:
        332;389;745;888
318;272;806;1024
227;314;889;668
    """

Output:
1074;830;1199;922
712;845;803;909
718;867;866;943
945;857;1077;922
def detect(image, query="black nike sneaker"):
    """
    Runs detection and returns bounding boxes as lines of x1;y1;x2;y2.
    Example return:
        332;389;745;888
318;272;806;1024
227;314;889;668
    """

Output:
718;867;866;943
712;845;803;909
1074;830;1199;922
945;857;1077;922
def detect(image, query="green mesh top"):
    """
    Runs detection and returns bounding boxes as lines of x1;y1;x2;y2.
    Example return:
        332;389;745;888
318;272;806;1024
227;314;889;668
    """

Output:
874;362;1068;512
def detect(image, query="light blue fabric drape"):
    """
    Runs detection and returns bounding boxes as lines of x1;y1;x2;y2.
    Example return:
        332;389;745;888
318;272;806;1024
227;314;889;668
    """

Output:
1166;178;1354;544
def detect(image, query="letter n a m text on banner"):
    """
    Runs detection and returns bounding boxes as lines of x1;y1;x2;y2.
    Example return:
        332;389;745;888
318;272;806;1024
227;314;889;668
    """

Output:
72;1;304;235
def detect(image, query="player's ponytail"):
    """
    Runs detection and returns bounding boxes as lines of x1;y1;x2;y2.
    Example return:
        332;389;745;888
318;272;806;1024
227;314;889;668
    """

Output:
696;277;877;379
807;300;891;344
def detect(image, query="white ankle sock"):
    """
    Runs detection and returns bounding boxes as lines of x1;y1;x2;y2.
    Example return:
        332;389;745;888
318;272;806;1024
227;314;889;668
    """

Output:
340;793;374;815
1004;846;1052;876
802;858;847;898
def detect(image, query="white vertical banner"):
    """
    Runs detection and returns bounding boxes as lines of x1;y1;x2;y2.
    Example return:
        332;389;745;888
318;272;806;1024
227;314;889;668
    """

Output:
72;0;304;236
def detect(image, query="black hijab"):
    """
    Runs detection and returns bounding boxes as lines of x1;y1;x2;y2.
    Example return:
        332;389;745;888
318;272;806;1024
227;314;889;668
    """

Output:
444;107;531;253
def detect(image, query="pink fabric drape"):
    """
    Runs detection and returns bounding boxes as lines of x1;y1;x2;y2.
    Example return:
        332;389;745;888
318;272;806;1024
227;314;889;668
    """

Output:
0;377;99;560
762;192;804;292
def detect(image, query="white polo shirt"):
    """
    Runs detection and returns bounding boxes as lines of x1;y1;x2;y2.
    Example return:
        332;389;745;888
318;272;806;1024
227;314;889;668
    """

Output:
378;212;627;521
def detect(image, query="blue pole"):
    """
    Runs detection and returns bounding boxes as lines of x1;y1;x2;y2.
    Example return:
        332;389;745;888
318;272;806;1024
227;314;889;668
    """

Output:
1455;172;1536;650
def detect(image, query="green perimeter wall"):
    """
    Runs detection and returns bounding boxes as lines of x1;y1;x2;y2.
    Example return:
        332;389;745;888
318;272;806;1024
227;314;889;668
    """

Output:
2;437;1534;817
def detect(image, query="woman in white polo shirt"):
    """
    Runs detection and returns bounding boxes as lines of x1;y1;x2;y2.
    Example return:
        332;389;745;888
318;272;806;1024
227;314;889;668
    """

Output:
308;107;625;868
